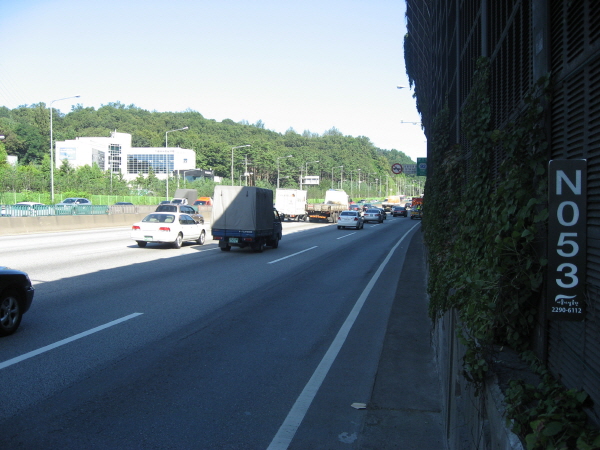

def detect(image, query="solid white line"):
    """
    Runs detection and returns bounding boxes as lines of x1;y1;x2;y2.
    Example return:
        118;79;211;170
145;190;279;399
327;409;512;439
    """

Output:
266;223;420;450
0;313;144;370
336;232;357;239
267;246;318;264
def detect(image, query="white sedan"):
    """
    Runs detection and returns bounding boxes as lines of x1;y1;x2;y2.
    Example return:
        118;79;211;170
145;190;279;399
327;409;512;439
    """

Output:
337;210;364;229
131;212;206;248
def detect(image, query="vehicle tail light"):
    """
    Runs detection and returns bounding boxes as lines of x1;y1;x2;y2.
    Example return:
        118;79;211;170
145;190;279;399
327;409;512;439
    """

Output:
159;227;171;232
354;217;358;221
132;225;140;230
243;237;253;242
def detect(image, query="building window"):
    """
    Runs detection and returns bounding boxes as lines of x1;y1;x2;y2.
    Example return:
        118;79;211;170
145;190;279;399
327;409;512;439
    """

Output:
109;144;121;174
127;154;174;175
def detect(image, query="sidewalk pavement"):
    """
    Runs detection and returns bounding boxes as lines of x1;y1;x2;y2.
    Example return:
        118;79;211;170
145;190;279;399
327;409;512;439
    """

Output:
357;228;447;450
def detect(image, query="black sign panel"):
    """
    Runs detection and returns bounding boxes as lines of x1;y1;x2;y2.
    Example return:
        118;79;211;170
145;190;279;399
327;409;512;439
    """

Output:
548;159;587;320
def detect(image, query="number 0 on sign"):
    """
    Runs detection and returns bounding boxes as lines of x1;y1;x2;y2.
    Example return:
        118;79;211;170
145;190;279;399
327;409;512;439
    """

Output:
392;163;403;174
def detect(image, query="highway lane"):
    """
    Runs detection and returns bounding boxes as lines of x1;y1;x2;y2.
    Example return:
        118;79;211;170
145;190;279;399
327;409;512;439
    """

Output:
0;215;421;449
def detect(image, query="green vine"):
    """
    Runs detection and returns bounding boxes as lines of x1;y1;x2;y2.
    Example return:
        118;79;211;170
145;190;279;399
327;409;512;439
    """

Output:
423;57;599;447
505;353;600;449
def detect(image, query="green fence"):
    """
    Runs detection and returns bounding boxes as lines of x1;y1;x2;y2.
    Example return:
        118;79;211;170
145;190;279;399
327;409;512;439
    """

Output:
0;192;165;206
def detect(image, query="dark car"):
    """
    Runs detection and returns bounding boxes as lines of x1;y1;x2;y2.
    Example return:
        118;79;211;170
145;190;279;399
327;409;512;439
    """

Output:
155;203;204;224
0;267;34;336
392;206;407;217
56;197;92;206
110;202;138;214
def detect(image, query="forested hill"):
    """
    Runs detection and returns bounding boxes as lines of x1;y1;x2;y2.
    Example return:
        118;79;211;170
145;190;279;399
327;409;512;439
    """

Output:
0;102;415;185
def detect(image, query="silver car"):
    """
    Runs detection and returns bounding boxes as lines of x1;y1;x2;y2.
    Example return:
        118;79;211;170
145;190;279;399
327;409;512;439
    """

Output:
363;208;384;223
337;210;364;230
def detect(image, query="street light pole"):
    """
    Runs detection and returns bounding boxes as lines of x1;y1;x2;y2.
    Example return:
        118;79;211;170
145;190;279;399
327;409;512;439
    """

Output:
165;126;188;199
277;155;292;188
49;95;80;203
331;165;343;189
231;145;251;186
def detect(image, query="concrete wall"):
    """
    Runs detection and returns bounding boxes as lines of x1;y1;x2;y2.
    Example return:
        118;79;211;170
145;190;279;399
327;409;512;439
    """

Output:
0;213;150;236
0;206;213;236
434;309;526;450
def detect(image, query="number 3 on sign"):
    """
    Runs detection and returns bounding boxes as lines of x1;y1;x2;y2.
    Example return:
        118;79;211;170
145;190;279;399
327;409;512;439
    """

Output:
556;263;578;288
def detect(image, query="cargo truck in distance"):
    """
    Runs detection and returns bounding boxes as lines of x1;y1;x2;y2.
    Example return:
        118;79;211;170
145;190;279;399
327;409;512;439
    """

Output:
275;188;308;221
381;195;402;212
306;189;349;223
211;185;283;252
170;189;198;205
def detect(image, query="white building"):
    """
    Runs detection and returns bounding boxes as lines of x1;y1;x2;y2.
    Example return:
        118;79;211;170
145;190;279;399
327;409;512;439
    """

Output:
54;131;196;181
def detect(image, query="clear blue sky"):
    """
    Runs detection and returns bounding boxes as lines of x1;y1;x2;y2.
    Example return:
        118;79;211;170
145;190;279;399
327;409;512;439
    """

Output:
0;0;426;161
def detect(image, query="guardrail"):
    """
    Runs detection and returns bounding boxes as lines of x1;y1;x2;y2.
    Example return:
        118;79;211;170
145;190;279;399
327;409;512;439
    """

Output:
0;204;163;217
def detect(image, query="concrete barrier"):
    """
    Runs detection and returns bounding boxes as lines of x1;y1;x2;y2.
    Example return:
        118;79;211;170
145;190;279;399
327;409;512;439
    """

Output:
0;205;214;236
0;213;150;236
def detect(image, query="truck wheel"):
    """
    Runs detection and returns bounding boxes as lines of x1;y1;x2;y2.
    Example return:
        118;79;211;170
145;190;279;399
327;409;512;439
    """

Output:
271;236;280;249
252;240;265;253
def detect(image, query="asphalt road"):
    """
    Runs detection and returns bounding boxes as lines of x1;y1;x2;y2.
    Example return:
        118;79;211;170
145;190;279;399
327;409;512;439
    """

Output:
0;216;422;449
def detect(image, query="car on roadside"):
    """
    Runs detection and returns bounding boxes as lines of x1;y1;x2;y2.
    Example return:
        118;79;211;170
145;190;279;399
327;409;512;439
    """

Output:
56;197;92;206
363;208;384;223
155;203;204;224
0;267;35;336
12;202;49;217
110;202;138;214
131;212;206;248
15;202;45;207
392;206;407;217
337;210;364;230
